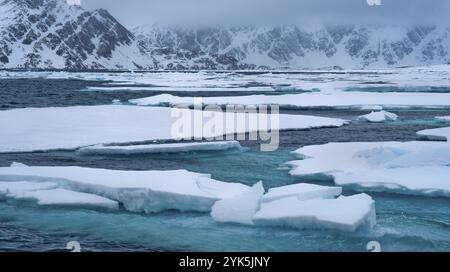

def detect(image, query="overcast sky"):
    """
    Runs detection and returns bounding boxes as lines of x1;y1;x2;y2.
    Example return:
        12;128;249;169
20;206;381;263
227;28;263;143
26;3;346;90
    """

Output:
81;0;450;28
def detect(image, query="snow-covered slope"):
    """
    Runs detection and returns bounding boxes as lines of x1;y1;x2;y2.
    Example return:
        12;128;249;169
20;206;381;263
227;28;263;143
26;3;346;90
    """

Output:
1;0;449;70
134;24;450;70
0;0;149;69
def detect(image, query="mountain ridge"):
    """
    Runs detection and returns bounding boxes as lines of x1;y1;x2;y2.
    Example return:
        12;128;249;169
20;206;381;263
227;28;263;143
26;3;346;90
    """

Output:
0;0;449;70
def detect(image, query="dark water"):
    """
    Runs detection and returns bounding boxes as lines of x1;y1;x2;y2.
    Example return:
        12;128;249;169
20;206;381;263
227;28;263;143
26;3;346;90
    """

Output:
0;78;450;252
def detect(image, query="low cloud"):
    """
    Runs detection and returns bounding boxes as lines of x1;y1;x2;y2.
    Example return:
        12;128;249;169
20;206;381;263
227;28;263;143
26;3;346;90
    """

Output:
82;0;450;28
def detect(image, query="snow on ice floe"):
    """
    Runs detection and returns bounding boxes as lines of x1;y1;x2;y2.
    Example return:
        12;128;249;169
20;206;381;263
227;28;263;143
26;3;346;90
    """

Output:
85;86;276;93
129;93;450;110
77;141;242;155
417;126;450;141
436;116;450;121
0;181;118;209
252;193;376;232
210;181;374;231
262;183;342;203
289;141;450;197
3;65;450;93
0;165;250;213
357;111;398;123
1;165;375;231
0;105;347;153
0;181;58;198
211;181;265;225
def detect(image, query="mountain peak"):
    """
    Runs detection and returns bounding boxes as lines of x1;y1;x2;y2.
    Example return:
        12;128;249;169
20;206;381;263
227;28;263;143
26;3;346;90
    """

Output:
0;0;147;69
1;1;449;70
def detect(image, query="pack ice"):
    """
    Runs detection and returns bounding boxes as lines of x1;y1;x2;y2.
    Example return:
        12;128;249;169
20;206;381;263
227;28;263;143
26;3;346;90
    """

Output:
357;111;398;122
77;141;242;155
0;181;119;209
417;126;450;141
210;181;375;231
0;164;250;213
129;93;450;110
289;141;450;197
436;116;450;121
0;105;347;153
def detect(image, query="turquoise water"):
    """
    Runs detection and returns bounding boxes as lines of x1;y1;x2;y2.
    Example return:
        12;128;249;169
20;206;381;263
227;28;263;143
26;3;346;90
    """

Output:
1;78;450;252
1;151;449;252
1;144;450;252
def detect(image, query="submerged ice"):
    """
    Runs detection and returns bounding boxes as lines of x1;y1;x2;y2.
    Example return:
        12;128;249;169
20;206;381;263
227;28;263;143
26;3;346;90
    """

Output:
77;141;242;155
0;164;376;232
0;164;250;213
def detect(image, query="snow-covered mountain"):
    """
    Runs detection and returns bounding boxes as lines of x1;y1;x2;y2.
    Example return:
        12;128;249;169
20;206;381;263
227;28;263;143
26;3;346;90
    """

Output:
0;0;449;70
134;25;450;70
0;0;149;69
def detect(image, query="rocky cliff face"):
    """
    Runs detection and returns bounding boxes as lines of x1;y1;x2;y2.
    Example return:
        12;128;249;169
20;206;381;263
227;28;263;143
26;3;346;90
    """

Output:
0;0;148;69
0;0;449;70
134;25;450;70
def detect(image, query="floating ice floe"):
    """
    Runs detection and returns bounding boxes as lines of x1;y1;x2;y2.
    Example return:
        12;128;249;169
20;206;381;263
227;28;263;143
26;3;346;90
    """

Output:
210;181;375;231
0;165;250;213
289;141;450;197
253;193;376;232
262;183;342;203
0;181;58;198
129;93;450;110
357;111;398;123
77;141;242;155
436;116;450;121
417;126;450;141
86;86;275;92
0;105;347;153
0;181;118;209
211;181;265;225
1;164;375;231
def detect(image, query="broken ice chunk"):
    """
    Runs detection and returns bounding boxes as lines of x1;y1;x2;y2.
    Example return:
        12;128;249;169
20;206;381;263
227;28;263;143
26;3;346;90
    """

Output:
211;181;264;225
253;193;376;232
262;183;342;203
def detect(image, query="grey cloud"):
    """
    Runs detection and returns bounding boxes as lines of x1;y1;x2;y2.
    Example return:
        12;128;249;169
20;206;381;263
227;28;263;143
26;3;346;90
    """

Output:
81;0;450;28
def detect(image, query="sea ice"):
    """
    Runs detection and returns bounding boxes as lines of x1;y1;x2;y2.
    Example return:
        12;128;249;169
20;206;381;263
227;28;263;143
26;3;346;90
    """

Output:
0;181;58;198
436;116;450;121
262;183;342;203
0;105;347;153
77;141;242;155
0;165;250;213
417;126;450;141
15;188;119;209
211;181;265;225
289;141;450;197
252;193;376;232
358;111;398;122
129;92;450;110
